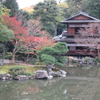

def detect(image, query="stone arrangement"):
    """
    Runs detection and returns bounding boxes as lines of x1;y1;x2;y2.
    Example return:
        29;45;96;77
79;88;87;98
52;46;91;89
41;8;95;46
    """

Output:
0;69;67;81
35;69;67;79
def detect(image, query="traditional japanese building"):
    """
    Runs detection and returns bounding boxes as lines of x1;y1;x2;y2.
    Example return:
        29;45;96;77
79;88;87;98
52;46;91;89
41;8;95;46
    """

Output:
58;12;100;56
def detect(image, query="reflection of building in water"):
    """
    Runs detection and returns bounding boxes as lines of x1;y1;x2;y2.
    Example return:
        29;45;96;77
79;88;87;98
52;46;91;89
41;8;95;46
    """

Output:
65;78;100;100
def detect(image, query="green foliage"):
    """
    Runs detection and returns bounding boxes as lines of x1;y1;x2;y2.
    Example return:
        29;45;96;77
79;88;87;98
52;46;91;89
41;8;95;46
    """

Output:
3;0;19;16
5;52;12;60
82;57;92;62
0;2;3;16
64;0;100;19
32;0;59;35
64;0;88;18
38;42;68;67
92;57;100;63
8;66;27;77
0;3;14;42
41;54;55;65
0;23;14;41
28;59;37;65
38;47;55;55
55;56;67;67
35;61;45;66
0;43;3;53
53;42;68;54
57;24;66;35
86;0;100;19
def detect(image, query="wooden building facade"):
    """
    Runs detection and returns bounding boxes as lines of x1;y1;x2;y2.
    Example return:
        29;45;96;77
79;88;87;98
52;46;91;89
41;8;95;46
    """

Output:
59;12;100;56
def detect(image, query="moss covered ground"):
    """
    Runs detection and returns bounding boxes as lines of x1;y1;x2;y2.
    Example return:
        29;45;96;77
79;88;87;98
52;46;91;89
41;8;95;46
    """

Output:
0;64;44;74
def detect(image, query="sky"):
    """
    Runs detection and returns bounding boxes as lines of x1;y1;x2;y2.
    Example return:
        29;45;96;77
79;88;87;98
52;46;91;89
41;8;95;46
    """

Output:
17;0;44;8
17;0;43;8
17;0;64;9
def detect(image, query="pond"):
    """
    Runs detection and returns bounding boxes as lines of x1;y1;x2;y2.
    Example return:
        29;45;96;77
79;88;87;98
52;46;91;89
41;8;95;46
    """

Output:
0;68;100;100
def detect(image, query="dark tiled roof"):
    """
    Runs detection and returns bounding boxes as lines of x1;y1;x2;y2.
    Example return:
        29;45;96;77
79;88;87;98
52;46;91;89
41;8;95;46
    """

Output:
61;11;100;23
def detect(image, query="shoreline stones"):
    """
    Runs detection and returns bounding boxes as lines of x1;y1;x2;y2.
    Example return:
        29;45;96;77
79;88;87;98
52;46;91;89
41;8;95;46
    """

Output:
35;70;49;79
35;69;67;79
0;69;67;81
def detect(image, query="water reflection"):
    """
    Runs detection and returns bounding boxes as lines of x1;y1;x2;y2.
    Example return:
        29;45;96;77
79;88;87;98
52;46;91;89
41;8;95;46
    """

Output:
0;69;100;100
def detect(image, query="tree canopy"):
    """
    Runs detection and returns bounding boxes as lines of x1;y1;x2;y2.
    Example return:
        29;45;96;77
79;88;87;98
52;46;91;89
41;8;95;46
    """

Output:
38;42;68;67
87;0;100;19
3;0;19;16
0;3;14;42
31;0;59;35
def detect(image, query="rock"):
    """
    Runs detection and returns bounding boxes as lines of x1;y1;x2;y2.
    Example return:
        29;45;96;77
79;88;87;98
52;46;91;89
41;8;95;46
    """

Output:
53;71;63;77
29;76;34;80
0;74;5;80
47;75;53;79
15;75;29;80
6;74;11;77
59;70;67;75
35;70;49;79
2;77;6;80
53;70;67;77
46;65;54;75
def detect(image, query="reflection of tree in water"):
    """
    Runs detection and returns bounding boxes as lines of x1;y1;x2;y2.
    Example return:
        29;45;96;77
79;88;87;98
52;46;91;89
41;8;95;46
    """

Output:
0;76;100;100
37;78;68;100
0;78;68;100
0;80;45;100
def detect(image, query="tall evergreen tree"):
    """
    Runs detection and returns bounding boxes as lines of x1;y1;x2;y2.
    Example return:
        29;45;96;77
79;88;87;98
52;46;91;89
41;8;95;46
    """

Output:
0;3;14;63
64;0;88;17
0;3;14;42
32;0;59;35
3;0;19;16
87;0;100;19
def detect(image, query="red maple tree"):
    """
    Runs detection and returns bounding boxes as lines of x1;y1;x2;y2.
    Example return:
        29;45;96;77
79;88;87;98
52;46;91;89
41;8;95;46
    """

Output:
2;15;55;63
2;15;28;63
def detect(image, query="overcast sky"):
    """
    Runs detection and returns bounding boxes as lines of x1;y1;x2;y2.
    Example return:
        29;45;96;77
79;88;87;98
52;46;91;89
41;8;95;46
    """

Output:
17;0;64;8
17;0;44;8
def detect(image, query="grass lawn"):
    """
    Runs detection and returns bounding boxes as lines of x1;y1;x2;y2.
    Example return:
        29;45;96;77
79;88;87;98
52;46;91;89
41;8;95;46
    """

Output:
0;64;45;74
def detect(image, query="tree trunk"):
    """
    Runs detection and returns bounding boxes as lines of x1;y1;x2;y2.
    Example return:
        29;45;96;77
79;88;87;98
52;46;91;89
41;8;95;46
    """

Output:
12;53;15;63
12;48;16;63
54;24;57;36
12;47;18;63
26;54;29;62
2;42;6;65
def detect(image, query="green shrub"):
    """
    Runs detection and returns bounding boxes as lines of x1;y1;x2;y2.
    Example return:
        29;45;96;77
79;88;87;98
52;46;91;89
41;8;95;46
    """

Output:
38;42;68;67
82;57;92;62
35;61;45;65
93;57;100;63
28;59;37;64
41;54;55;65
5;52;12;60
8;66;27;77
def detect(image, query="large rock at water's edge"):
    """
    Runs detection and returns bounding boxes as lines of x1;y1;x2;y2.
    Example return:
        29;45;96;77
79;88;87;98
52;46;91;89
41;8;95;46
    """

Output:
0;74;11;80
53;70;67;77
35;70;49;79
59;70;67;75
15;75;29;80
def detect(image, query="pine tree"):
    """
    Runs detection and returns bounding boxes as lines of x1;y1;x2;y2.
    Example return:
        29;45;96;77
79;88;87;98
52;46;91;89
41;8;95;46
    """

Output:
3;0;19;16
87;0;100;19
32;0;59;35
38;42;68;67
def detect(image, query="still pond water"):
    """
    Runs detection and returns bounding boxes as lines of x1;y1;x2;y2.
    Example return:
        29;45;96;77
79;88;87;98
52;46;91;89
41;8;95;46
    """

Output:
0;68;100;100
